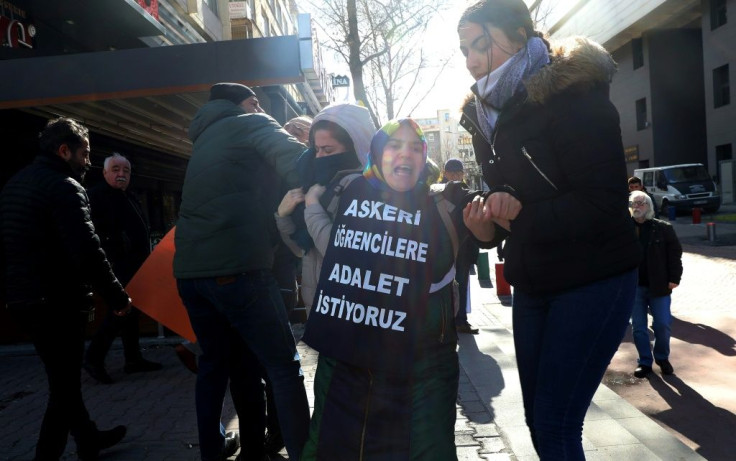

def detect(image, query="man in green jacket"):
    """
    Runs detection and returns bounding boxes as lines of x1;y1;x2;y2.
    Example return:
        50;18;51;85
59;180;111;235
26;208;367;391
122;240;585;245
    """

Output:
174;83;309;461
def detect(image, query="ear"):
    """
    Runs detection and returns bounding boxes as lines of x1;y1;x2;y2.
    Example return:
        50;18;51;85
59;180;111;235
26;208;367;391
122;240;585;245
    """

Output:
56;144;72;161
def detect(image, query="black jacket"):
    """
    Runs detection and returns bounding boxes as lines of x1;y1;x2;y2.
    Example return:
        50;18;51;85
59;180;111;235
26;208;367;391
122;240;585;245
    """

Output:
1;155;128;310
637;218;682;297
88;182;150;285
460;37;641;294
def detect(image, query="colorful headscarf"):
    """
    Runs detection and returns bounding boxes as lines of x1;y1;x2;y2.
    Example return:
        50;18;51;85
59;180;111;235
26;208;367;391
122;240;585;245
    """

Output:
363;118;428;191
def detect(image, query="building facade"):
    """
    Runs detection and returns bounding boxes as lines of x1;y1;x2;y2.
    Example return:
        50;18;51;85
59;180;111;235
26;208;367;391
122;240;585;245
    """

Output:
415;111;481;188
543;0;734;196
0;0;333;342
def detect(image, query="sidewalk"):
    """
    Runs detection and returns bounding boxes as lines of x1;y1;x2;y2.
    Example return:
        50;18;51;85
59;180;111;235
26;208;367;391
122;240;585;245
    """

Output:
665;202;736;246
463;262;705;460
0;264;712;461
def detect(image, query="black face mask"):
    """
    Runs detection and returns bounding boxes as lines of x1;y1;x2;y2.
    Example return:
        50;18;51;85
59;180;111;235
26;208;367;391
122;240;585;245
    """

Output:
296;148;361;191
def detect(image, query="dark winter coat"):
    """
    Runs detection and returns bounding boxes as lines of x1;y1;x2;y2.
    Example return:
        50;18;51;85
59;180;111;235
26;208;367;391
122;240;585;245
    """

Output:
460;37;642;294
0;155;128;310
87;182;150;285
637;218;682;297
174;100;305;278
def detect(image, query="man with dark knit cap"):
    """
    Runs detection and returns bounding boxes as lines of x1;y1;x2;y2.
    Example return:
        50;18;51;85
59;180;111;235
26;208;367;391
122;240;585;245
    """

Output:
443;158;480;334
174;82;310;461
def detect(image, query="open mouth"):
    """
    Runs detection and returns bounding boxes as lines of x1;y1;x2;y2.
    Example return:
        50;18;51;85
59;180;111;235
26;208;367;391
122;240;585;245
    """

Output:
394;165;413;176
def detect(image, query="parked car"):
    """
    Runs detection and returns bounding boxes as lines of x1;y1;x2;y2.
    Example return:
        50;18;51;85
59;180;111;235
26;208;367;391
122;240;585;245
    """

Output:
634;163;721;214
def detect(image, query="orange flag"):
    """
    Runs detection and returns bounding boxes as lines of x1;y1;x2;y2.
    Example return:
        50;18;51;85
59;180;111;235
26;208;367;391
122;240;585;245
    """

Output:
125;227;196;342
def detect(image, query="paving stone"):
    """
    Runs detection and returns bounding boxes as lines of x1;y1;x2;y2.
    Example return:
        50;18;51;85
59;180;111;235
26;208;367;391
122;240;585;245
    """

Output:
476;435;507;454
455;432;482;447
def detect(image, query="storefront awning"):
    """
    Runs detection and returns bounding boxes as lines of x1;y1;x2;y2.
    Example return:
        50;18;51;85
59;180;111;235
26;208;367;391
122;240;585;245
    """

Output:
30;0;167;51
0;36;304;157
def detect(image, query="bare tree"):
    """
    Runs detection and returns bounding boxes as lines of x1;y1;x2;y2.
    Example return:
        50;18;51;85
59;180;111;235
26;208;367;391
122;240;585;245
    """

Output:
529;0;560;33
305;0;449;126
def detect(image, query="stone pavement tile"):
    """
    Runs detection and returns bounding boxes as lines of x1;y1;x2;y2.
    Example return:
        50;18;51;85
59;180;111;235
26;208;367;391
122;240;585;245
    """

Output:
470;422;499;437
489;399;525;427
459;399;488;414
481;453;513;461
583;418;639;447
502;424;537;458
591;382;619;401
592;397;647;419
583;402;611;421
3;445;35;461
463;411;492;424
477;435;506;453
455;415;473;433
0;344;204;461
456;432;482;447
456;445;483;460
458;386;481;404
583;444;660;461
615;416;707;461
516;456;540;461
0;317;513;460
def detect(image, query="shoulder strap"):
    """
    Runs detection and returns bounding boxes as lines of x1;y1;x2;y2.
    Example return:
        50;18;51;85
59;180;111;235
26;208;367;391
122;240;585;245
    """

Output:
320;171;362;218
432;193;459;260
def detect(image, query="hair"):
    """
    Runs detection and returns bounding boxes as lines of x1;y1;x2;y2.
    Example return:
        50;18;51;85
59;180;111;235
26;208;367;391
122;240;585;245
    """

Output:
38;117;89;157
309;119;355;153
629;190;655;220
104;152;131;171
628;176;642;185
284;116;313;142
458;0;551;55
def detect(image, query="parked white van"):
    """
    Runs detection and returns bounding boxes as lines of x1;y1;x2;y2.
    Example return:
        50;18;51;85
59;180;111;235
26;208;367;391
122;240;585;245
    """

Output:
634;163;721;214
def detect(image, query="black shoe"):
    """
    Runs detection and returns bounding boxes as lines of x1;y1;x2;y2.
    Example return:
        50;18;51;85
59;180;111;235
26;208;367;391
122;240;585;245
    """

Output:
456;323;479;335
655;359;674;375
83;362;113;384
220;431;240;460
77;425;126;460
124;358;163;374
264;429;285;455
634;364;652;378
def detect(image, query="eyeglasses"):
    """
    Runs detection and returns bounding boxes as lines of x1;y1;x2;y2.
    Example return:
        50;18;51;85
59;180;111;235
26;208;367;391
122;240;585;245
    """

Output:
629;200;647;208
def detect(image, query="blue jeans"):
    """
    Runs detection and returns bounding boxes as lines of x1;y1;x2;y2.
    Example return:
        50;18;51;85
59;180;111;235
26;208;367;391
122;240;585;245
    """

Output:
177;271;310;461
631;286;672;366
512;269;636;460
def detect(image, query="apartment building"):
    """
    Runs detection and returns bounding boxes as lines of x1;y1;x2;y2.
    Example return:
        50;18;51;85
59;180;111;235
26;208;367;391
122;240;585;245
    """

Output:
543;0;734;192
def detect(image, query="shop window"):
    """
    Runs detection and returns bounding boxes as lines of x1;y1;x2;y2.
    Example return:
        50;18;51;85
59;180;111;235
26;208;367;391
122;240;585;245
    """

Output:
711;0;727;30
632;38;643;70
713;64;730;108
635;98;648;130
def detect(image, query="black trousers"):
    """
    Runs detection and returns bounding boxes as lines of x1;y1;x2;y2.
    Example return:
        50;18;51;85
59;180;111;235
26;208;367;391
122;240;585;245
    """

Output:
85;305;142;366
11;303;97;460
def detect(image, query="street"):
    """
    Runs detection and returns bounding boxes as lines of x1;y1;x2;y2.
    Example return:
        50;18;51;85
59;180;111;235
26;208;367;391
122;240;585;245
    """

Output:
1;223;733;460
603;241;736;461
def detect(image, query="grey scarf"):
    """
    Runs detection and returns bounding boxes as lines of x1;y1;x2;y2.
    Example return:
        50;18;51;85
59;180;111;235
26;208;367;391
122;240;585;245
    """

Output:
474;37;550;140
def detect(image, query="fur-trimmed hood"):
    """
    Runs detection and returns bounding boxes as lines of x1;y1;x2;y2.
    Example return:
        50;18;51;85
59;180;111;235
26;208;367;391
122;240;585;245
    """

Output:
526;36;617;104
461;36;617;109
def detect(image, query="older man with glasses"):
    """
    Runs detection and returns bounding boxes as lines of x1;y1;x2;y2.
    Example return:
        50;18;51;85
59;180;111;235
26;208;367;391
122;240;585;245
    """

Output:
629;191;683;378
